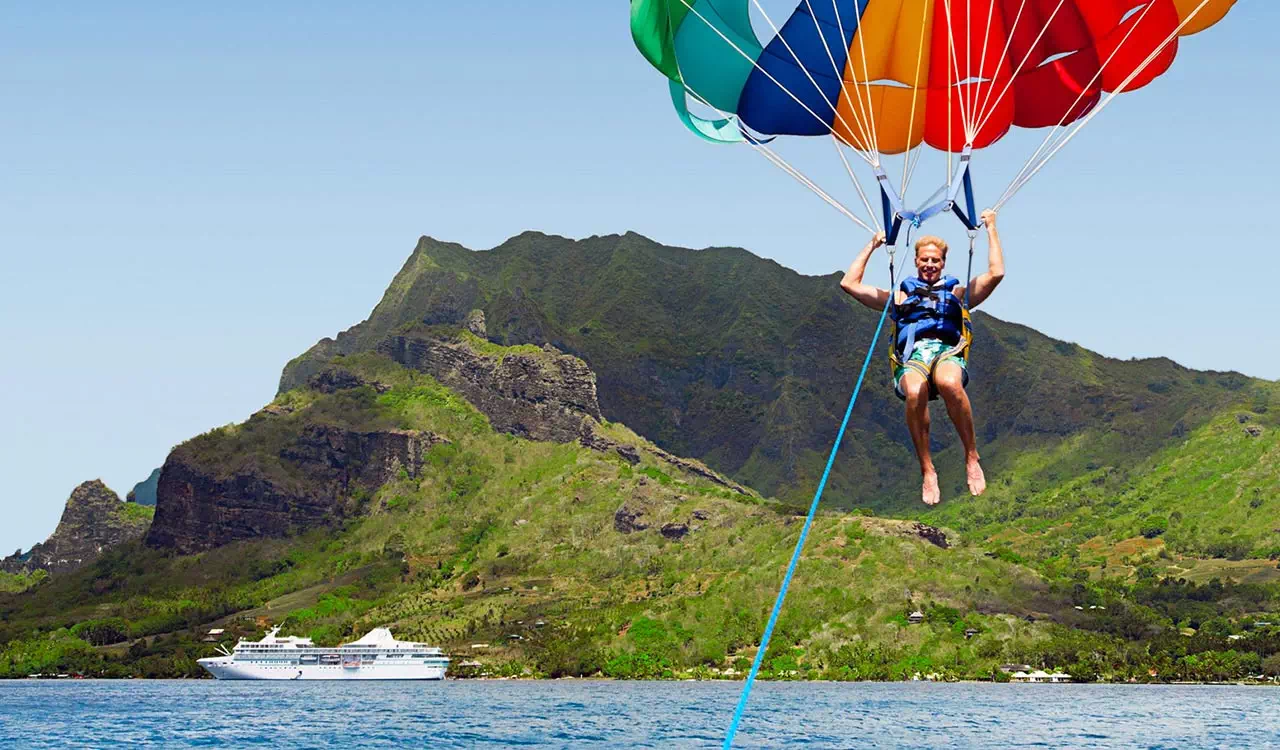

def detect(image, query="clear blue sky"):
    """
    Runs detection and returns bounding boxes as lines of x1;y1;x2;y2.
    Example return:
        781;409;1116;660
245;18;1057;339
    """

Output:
1;2;1275;554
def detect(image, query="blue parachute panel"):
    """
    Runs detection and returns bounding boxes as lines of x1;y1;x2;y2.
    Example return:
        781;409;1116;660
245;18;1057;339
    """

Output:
737;0;867;136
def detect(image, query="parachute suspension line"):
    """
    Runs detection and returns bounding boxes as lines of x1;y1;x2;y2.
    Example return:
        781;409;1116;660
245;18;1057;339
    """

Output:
942;0;974;139
834;0;884;158
748;0;878;163
803;0;874;150
972;0;1033;128
787;0;876;155
679;85;878;232
902;140;927;197
674;0;875;167
832;137;883;232
846;0;883;157
996;0;1215;209
900;0;933;194
722;287;894;750
753;138;877;232
993;0;1162;205
971;0;1069;137
964;0;974;138
971;0;998;142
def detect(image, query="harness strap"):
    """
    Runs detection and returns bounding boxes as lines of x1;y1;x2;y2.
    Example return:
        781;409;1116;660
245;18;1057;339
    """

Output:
933;231;978;371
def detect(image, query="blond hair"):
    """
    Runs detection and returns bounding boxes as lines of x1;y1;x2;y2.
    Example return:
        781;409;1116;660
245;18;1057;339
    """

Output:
914;235;948;257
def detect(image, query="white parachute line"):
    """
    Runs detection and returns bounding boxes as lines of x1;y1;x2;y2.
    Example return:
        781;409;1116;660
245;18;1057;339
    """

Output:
903;143;926;196
995;0;1193;206
995;0;1165;205
972;0;1031;127
965;0;974;135
968;0;998;142
914;182;949;214
756;143;877;231
832;136;883;231
807;0;879;156
942;0;974;136
899;0;932;192
847;0;884;156
942;0;967;184
997;0;1213;209
681;83;876;232
674;0;875;167
971;0;1070;137
754;0;876;154
748;0;878;163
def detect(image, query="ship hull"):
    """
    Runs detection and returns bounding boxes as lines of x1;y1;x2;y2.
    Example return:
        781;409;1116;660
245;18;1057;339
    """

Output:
198;657;447;681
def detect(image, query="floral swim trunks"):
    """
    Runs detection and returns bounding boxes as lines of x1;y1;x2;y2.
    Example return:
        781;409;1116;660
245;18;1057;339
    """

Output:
893;339;968;401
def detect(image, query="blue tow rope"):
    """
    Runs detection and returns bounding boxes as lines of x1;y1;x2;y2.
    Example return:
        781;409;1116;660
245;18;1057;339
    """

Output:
722;292;894;748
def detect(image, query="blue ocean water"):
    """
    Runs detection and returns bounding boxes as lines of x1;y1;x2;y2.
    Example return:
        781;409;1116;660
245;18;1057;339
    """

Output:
0;680;1276;749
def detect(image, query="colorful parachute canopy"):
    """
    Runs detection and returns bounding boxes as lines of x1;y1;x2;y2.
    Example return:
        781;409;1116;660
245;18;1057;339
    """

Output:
633;0;1236;154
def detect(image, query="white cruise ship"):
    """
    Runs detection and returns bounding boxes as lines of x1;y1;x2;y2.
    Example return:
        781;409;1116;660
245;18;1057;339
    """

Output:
198;627;449;680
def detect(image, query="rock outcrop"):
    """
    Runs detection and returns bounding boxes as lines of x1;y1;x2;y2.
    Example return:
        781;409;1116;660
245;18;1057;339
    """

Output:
146;426;446;554
464;308;487;338
614;505;649;534
1;480;151;574
378;334;602;443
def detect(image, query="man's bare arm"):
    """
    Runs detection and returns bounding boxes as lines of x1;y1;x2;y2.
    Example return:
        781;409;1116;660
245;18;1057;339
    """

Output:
966;209;1005;308
840;231;891;310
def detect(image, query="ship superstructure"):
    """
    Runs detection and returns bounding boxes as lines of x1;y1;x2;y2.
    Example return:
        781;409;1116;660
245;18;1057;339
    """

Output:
198;627;449;680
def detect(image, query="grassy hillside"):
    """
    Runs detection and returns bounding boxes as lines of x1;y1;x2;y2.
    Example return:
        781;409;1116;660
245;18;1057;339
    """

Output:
4;344;1280;682
926;401;1280;575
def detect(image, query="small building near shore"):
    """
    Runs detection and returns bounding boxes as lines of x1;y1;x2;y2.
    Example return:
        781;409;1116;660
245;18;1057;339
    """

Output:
908;611;925;624
1011;669;1072;683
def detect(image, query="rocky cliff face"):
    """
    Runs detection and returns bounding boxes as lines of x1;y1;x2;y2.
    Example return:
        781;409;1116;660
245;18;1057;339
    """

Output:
1;480;151;574
145;327;747;554
146;423;446;554
377;334;602;444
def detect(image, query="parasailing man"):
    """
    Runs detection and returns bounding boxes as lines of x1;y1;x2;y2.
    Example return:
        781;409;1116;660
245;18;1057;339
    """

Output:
839;209;1004;506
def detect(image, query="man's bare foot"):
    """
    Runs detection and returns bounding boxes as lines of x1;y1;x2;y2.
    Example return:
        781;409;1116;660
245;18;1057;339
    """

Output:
966;456;987;496
922;470;941;506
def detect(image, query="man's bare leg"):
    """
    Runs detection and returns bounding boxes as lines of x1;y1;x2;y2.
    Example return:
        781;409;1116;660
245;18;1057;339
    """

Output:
901;372;940;505
934;361;986;496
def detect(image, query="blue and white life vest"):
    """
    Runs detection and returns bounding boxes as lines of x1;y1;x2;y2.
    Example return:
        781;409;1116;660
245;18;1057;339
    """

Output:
892;275;965;356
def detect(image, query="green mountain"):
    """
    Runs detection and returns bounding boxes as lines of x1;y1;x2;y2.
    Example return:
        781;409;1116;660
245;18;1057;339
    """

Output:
7;335;1275;682
280;232;1280;563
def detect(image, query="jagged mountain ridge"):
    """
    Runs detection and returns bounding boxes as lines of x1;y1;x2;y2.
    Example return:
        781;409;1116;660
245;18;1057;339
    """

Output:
280;231;1274;521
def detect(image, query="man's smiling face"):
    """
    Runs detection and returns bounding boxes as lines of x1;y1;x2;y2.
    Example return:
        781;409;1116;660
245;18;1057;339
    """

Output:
915;243;946;284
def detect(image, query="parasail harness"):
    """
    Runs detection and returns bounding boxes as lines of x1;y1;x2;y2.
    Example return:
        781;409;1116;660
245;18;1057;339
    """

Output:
879;146;979;393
